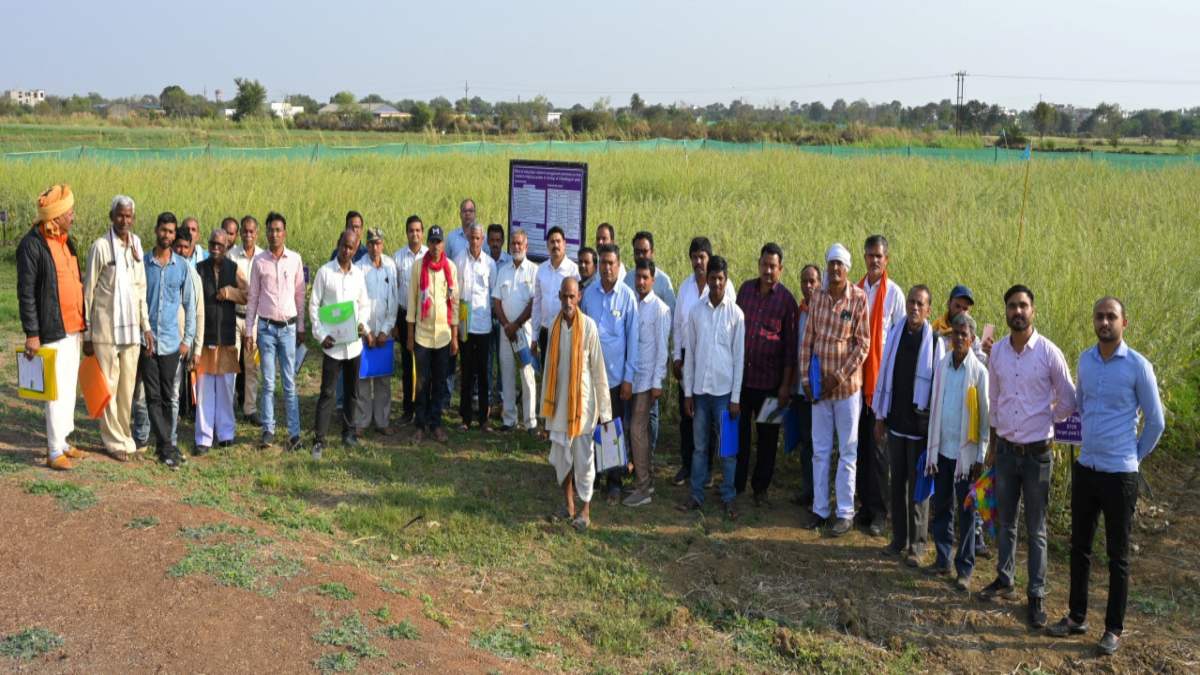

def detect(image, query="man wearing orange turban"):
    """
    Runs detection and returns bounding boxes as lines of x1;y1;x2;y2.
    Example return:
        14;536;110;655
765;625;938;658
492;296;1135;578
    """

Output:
17;185;87;469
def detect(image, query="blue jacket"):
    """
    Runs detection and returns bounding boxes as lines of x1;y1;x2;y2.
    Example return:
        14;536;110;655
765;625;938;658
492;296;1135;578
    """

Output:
144;251;196;355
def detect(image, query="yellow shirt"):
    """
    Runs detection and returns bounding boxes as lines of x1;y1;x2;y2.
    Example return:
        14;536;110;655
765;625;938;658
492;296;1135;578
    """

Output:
406;256;459;349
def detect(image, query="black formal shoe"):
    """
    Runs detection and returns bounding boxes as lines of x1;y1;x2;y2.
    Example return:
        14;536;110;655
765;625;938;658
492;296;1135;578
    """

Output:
342;432;359;447
193;445;211;457
287;435;303;452
976;577;1017;602
828;517;853;537
1027;597;1048;629
868;513;887;537
259;431;273;449
1046;616;1089;638
803;511;827;530
1097;631;1119;656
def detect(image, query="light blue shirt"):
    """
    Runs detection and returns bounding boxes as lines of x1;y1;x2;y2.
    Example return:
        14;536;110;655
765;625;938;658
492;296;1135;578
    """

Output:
186;247;208;268
937;357;969;460
144;251;196;355
446;226;471;263
581;280;640;386
1077;342;1165;473
623;267;676;313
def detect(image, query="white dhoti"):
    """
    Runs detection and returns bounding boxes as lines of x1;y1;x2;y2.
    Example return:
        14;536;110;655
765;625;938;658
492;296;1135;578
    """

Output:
195;372;236;446
43;333;82;456
548;431;596;502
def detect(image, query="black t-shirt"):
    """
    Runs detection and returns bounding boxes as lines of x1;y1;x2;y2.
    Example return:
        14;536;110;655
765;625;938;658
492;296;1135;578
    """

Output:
887;326;924;437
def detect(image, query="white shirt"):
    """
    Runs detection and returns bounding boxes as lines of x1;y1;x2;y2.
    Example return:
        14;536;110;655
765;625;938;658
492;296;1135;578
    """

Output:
309;259;370;360
532;257;580;331
356;255;401;335
227;243;259;315
454;249;496;335
633;290;671;394
683;289;745;403
493;258;538;342
672;274;709;361
393;244;427;310
863;276;906;348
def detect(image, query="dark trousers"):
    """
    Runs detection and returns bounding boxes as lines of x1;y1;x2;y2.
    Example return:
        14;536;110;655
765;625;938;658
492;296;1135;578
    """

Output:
139;350;181;451
315;353;360;442
235;343;246;411
792;397;816;506
397;320;416;417
735;386;781;496
458;333;491;425
538;328;549;372
856;403;889;521
414;343;451;430
598;386;631;493
177;356;195;419
930;453;976;577
1069;462;1139;635
888;433;930;552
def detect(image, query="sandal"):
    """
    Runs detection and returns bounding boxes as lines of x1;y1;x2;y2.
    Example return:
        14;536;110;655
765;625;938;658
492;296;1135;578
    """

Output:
548;505;571;522
570;516;590;532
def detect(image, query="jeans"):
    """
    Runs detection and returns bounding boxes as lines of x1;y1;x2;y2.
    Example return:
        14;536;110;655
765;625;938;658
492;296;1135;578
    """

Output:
735;386;781;496
1069;462;1139;635
994;437;1053;598
888;432;930;552
133;381;150;448
170;359;184;446
414;343;451;430
138;350;181;451
458;333;491;426
256;319;300;439
811;392;861;520
856;402;889;521
930;453;976;577
316;353;361;442
690;393;736;506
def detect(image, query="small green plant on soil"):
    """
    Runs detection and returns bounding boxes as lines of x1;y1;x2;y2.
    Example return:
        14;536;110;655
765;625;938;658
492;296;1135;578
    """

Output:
470;627;545;660
380;620;420;641
25;479;98;511
313;651;357;673
0;627;64;660
126;515;160;529
315;582;356;600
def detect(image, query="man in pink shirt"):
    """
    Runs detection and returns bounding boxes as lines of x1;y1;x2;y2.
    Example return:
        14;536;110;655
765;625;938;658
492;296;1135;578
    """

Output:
976;284;1076;631
245;211;307;452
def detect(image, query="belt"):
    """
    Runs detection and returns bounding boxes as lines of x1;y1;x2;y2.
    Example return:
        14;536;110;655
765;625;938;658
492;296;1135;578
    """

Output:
260;316;296;328
1001;437;1050;456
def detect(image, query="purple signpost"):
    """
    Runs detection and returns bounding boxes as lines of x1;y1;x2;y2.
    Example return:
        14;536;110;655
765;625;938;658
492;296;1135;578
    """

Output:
508;160;588;263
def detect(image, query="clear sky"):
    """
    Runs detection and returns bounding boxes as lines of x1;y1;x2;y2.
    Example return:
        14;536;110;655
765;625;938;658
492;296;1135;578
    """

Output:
6;0;1198;111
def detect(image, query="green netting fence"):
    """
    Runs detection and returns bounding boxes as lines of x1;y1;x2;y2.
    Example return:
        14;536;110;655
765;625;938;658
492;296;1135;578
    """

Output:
3;139;1198;168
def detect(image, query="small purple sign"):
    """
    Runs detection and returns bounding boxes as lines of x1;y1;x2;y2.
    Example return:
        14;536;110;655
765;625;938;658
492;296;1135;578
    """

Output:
1054;411;1082;445
508;160;588;263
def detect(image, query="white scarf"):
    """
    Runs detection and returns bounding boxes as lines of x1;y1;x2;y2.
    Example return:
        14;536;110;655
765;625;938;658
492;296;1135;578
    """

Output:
925;349;991;478
871;320;942;421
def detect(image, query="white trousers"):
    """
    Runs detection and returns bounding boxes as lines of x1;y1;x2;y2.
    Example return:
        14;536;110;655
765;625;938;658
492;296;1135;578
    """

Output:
499;332;537;429
811;391;862;519
44;333;81;456
195;372;236;446
549;433;595;503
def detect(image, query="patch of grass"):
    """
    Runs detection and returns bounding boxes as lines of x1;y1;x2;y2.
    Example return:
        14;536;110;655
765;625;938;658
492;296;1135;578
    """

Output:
126;515;160;530
258;495;334;533
380;620;420;641
312;613;384;659
169;542;259;590
419;594;454;629
25;479;98;511
168;524;295;594
1132;592;1179;617
470;627;546;660
315;582;356;600
378;582;410;597
0;627;64;660
178;522;262;541
266;553;306;579
181;488;237;511
314;651;358;673
0;454;29;476
369;606;391;622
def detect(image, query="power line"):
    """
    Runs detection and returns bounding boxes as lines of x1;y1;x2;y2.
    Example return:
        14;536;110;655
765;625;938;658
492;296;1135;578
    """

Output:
462;74;952;97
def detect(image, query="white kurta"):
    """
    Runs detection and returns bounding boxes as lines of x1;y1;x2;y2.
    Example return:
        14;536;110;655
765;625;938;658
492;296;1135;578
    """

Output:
541;314;612;501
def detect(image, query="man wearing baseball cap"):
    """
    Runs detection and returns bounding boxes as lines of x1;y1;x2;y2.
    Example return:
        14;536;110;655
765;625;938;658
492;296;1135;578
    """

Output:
405;225;459;443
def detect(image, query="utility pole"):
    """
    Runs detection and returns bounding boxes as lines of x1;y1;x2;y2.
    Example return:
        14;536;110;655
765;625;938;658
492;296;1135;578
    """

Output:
954;71;967;136
464;80;469;101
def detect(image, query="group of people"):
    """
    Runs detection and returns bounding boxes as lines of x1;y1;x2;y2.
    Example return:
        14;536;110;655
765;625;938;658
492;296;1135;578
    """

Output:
18;184;1165;656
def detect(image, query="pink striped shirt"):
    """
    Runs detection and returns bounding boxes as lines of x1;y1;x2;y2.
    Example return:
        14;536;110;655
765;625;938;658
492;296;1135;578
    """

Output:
246;247;306;338
987;329;1076;444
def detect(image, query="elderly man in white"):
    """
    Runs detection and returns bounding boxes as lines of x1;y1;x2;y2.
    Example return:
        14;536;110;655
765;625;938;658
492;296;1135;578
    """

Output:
355;227;401;436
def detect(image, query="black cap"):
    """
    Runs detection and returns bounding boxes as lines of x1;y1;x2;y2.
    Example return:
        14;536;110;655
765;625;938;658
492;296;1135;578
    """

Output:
427;225;444;243
949;284;975;304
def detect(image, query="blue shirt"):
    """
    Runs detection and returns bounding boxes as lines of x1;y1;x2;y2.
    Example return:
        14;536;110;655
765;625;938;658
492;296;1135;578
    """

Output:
144;251;196;355
1076;342;1165;473
581;280;640;386
329;244;368;264
937;357;969;460
623;267;676;313
186;247;208;268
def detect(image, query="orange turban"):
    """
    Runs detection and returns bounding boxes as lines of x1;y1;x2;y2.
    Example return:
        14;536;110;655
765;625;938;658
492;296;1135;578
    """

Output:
36;184;75;224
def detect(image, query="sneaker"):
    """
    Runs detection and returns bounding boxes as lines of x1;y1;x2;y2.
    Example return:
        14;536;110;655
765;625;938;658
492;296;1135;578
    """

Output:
623;491;652;507
259;431;273;449
311;442;324;460
672;467;689;486
1097;631;1119;656
803;511;827;530
1046;616;1089;638
1028;597;1048;629
162;448;182;471
868;513;887;537
287;435;303;453
976;577;1017;602
342;432;359;447
193;445;211;457
828;517;853;537
955;574;972;591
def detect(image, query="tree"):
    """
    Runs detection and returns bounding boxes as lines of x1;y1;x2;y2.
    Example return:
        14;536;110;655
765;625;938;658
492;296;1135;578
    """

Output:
359;93;386;104
630;93;645;116
1032;101;1058;139
408;101;432;130
287;94;321;115
159;85;189;116
232;78;267;121
331;91;356;105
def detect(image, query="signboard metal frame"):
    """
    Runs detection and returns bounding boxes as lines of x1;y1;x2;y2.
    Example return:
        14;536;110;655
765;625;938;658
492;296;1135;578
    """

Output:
507;159;588;264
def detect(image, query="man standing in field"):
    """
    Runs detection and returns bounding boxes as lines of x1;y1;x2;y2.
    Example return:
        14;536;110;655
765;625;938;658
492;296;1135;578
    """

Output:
856;234;907;537
492;228;538;433
229;215;261;425
626;230;675;451
84;195;151;462
454;222;497;432
180;216;209;266
977;285;1076;631
18;184;86;470
595;223;627;280
542;277;612;532
532;227;580;363
221;217;239;242
245;211;306;453
576;246;598;294
798;243;870;536
790;264;822;512
194;229;247;454
734;243;798;507
393;215;427;426
486;223;512;414
671;237;713;486
168;227;205;445
329;211;368;263
310;230;371;459
872;285;944;566
626;258;671;507
355;228;401;436
580;243;640;504
1045;297;1164;655
407;225;459;443
446;198;477;263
